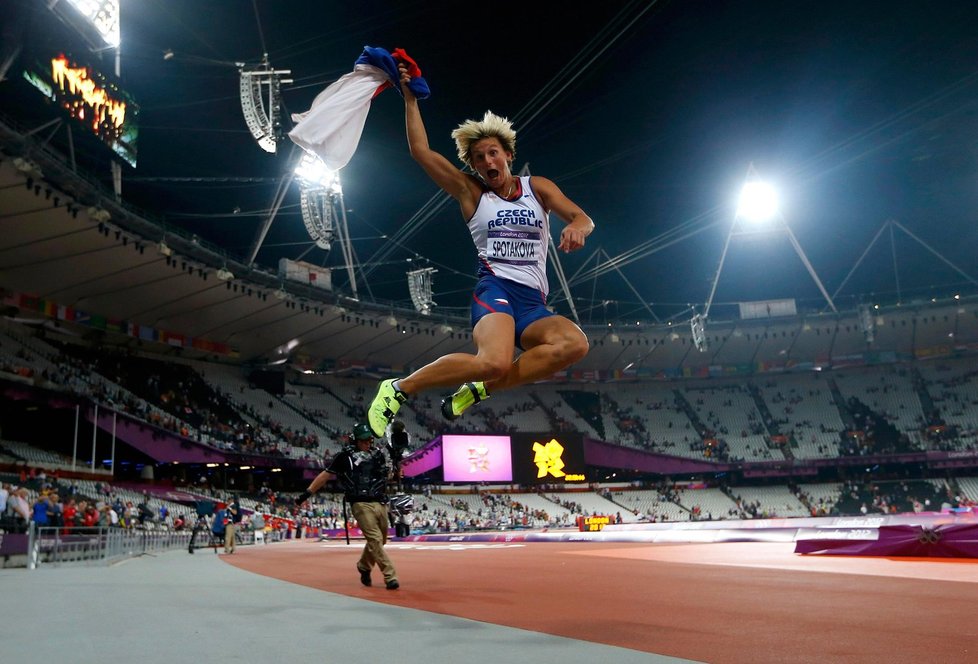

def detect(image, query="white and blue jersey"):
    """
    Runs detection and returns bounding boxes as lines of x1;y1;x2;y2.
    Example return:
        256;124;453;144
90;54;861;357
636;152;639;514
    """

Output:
466;176;554;347
467;175;550;297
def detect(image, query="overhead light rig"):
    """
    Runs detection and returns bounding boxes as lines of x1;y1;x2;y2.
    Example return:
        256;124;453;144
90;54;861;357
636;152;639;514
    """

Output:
239;55;291;153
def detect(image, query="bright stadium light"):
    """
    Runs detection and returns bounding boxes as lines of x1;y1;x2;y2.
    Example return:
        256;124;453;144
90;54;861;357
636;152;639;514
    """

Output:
296;153;341;250
737;181;779;223
295;153;339;190
64;0;121;47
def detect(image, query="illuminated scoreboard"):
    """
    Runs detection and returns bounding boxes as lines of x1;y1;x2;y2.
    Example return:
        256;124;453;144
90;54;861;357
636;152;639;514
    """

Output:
578;515;611;531
442;435;513;483
23;52;139;167
436;432;588;485
511;433;588;485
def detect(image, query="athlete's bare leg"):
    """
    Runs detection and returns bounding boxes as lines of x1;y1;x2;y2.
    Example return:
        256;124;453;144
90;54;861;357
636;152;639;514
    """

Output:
485;315;589;393
396;313;516;395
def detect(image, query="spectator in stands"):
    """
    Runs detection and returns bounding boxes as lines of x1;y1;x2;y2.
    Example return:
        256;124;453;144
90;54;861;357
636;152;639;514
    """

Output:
251;510;266;544
79;502;96;528
48;493;63;528
137;498;154;526
0;483;8;516
32;494;50;527
62;498;78;533
8;488;31;527
123;501;138;529
212;504;228;545
225;496;241;553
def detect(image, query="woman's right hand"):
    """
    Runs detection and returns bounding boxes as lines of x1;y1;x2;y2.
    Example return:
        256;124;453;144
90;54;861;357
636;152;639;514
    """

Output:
398;63;415;99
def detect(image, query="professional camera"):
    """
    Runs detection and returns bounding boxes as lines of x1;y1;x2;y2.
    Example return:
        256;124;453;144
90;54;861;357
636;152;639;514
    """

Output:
388;493;414;516
389;420;410;468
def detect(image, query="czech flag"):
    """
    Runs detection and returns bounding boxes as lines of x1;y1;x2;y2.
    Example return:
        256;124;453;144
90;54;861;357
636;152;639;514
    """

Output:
289;46;430;171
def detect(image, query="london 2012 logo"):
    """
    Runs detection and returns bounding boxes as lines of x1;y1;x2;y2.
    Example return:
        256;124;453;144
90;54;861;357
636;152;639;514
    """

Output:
532;439;566;478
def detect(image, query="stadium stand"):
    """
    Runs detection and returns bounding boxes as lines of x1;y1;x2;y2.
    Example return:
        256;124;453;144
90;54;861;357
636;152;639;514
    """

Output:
5;309;978;544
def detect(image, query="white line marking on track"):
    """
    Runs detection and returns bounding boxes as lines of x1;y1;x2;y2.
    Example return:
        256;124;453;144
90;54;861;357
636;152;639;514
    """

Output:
319;543;526;551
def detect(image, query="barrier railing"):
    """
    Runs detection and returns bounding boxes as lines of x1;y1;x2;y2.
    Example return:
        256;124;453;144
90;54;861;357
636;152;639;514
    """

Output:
27;524;194;568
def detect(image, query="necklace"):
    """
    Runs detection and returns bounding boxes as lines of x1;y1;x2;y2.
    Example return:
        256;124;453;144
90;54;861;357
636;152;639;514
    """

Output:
502;179;516;198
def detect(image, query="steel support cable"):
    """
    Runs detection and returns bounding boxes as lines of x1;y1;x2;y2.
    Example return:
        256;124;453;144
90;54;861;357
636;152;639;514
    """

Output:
566;49;978;293
790;70;978;183
362;1;659;279
510;0;643;127
149;0;230;62
359;188;453;279
569;218;722;286
573;80;964;288
571;74;970;286
252;0;268;56
570;206;725;284
514;0;663;133
570;218;718;285
270;4;432;62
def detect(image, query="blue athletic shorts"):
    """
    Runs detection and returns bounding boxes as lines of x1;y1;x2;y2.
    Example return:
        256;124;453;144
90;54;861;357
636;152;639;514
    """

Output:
471;274;554;350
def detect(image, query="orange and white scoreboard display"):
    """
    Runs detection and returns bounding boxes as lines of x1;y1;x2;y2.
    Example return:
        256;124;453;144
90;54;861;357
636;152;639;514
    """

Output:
578;515;612;532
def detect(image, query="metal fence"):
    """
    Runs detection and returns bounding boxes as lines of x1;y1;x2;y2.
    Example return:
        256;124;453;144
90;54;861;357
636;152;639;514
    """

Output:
27;525;195;568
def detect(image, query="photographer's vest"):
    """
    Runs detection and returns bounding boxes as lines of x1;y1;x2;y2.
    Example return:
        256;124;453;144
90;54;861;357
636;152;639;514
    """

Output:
336;447;389;503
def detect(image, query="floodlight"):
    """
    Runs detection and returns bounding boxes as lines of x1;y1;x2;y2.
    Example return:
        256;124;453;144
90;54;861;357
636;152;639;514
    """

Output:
216;268;234;281
295;154;343;249
63;0;120;47
295;153;338;189
158;241;173;257
737;181;778;223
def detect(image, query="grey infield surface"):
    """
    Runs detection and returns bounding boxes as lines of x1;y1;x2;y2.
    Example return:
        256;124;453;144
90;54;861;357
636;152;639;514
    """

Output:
0;549;700;664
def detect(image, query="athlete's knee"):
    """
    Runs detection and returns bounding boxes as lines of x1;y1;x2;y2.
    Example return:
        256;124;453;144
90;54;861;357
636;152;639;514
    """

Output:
478;357;511;382
559;329;590;364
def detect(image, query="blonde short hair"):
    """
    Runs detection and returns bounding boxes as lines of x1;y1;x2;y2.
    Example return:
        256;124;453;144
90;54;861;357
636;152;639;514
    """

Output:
451;111;517;168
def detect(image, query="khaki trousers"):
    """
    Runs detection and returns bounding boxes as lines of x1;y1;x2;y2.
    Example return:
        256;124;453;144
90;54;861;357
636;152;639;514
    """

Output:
351;501;397;584
224;523;236;552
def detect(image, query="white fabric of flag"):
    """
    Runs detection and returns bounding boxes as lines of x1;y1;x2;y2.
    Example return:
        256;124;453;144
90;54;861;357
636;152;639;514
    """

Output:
288;64;389;171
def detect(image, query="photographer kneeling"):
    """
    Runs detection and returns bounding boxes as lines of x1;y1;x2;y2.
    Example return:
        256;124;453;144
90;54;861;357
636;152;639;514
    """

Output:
296;423;400;590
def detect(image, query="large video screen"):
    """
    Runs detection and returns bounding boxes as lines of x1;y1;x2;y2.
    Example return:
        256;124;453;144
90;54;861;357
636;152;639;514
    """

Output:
23;51;139;167
511;432;588;484
442;435;513;483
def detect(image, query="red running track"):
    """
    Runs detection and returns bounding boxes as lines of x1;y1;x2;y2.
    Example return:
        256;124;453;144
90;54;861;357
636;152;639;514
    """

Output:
222;539;977;663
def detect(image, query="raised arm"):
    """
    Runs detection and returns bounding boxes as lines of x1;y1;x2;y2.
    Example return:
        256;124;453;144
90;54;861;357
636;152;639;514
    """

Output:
530;176;595;252
400;65;481;211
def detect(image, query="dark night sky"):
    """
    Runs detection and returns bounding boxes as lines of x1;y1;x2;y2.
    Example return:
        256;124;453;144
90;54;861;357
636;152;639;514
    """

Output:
7;0;978;324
